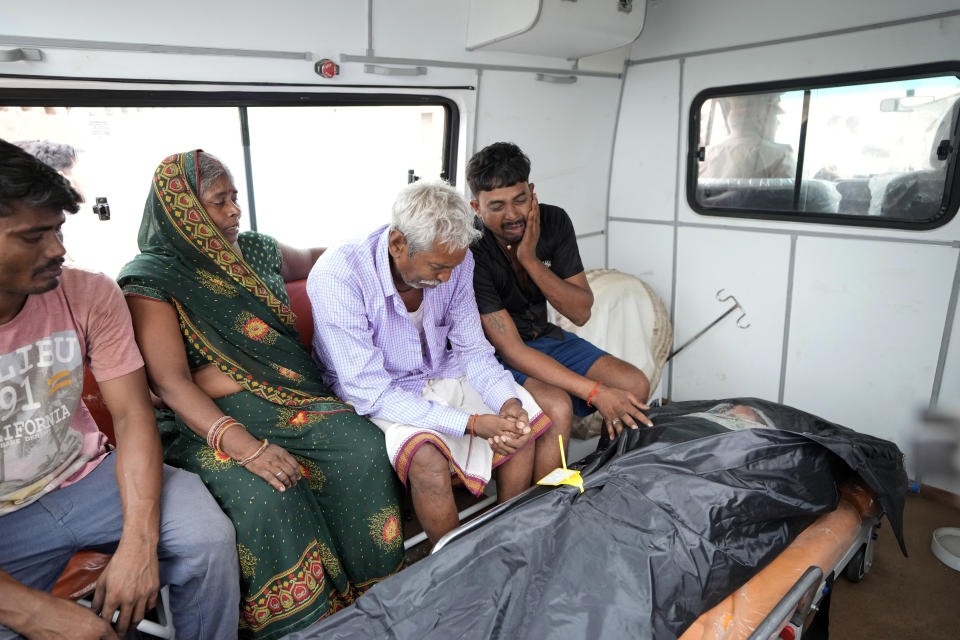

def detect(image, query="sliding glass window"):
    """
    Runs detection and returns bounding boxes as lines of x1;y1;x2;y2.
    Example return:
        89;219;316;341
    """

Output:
688;63;960;229
0;91;456;276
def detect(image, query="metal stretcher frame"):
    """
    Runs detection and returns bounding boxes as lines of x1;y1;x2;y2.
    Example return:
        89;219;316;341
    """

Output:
431;481;883;640
431;483;551;554
76;585;176;639
743;510;880;640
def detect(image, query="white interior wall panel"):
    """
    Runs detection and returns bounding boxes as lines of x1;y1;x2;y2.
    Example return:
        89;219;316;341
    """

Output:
609;61;680;222
939;269;960;413
607;221;674;309
577;235;606;272
932;276;960;492
920;254;960;493
917;278;960;495
0;0;585;84
630;0;960;61
783;238;958;451
606;220;675;402
0;0;367;84
675;16;960;243
0;0;363;52
474;71;621;237
671;227;790;402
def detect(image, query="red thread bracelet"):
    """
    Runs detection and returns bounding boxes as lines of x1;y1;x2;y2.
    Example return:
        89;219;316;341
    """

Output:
469;414;478;438
586;381;603;408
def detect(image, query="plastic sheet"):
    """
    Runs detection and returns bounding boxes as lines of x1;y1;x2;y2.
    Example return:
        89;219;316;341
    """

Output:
299;398;907;640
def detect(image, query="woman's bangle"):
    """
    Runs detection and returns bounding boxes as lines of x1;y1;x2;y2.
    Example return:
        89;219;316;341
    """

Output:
214;420;245;454
468;414;478;439
238;439;269;466
586;381;603;408
206;415;233;449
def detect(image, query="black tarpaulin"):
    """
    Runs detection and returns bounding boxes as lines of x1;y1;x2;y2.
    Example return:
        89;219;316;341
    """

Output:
297;398;907;640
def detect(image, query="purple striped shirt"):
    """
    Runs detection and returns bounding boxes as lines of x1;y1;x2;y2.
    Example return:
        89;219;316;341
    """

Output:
307;225;518;437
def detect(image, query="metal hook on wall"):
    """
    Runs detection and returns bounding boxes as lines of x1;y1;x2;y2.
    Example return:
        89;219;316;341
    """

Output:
666;288;751;362
716;289;751;329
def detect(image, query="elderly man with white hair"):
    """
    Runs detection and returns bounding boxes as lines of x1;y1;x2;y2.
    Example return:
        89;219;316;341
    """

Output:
308;181;558;544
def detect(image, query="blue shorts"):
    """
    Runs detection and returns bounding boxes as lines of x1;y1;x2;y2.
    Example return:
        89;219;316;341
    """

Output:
502;329;608;418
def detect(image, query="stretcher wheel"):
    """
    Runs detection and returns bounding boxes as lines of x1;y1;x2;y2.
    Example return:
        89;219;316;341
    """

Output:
843;544;868;583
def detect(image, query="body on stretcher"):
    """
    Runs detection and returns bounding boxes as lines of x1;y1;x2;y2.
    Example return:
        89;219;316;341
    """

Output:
433;476;883;640
681;481;881;640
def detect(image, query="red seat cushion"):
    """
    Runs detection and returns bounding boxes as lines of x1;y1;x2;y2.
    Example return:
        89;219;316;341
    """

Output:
82;368;114;447
51;551;111;599
285;279;314;347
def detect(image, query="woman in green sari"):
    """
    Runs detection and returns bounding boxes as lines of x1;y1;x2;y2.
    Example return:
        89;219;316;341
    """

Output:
118;151;404;639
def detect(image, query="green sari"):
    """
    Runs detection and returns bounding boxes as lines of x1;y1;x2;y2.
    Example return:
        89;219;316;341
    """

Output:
118;151;403;639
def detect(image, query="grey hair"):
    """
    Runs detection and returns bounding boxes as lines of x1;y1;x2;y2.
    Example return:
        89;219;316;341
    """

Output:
15;140;78;173
196;151;234;196
391;181;481;256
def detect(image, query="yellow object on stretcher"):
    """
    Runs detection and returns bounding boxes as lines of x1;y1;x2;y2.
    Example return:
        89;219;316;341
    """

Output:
537;435;584;493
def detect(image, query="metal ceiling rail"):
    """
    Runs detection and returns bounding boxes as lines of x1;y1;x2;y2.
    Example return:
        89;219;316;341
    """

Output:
339;53;621;79
0;34;312;60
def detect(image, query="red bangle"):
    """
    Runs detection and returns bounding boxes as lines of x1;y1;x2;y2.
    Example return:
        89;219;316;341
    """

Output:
468;414;478;438
585;381;603;408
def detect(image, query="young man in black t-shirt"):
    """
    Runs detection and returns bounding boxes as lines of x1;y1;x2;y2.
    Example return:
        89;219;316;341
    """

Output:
467;142;652;463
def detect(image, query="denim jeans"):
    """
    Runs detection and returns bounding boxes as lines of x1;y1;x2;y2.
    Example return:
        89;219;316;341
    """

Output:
0;453;241;639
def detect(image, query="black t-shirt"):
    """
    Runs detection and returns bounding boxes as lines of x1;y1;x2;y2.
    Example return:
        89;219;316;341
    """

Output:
472;203;584;342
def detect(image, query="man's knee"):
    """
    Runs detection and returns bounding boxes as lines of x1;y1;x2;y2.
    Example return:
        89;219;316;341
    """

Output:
626;369;650;403
549;393;574;429
496;443;534;476
547;413;571;439
525;380;573;427
407;444;452;490
159;467;235;552
183;509;236;574
192;502;236;551
599;356;650;402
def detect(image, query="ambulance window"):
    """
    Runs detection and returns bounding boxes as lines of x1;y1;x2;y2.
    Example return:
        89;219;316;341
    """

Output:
0;93;455;276
689;64;960;229
246;104;448;248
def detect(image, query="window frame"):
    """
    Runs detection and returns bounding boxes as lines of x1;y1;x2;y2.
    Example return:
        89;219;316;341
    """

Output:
0;87;460;231
686;61;960;230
